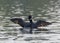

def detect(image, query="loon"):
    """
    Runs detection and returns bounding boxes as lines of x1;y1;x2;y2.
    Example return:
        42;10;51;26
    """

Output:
10;15;52;33
10;16;51;28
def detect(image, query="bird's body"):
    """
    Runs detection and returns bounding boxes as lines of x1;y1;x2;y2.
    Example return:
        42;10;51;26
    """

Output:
10;15;52;34
10;18;51;28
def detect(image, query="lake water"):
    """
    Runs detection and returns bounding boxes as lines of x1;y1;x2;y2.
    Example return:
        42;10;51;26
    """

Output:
0;10;60;43
0;18;60;43
0;0;60;43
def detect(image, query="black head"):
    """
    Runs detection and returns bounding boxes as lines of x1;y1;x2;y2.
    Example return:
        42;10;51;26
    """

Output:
28;15;32;20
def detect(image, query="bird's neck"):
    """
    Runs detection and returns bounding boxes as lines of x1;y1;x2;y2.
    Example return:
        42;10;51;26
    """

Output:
29;19;33;23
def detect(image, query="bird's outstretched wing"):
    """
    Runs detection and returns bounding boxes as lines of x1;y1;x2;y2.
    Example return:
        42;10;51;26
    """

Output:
35;20;52;27
10;18;52;28
10;18;26;27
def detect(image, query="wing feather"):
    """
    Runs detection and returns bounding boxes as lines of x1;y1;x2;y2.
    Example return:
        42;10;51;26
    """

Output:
35;20;52;27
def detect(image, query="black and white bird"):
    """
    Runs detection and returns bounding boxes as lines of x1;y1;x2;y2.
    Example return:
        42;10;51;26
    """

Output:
10;15;52;28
